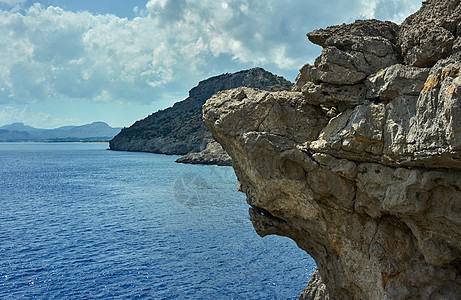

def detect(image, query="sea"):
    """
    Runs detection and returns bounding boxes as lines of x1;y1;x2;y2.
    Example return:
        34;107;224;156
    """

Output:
0;142;316;299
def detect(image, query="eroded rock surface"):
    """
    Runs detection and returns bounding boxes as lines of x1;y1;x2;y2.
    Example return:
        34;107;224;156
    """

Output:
299;270;330;300
203;1;461;299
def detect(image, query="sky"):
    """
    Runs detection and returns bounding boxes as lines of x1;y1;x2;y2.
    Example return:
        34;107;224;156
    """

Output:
0;0;422;129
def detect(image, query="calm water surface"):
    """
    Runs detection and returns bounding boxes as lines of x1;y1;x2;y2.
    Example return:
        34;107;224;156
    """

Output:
0;143;315;299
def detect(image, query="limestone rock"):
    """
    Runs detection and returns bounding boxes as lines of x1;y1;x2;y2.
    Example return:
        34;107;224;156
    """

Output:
203;1;461;299
296;19;400;88
298;81;366;108
175;140;232;166
300;45;399;86
399;24;455;67
298;270;330;300
402;0;461;33
365;64;430;100
307;19;399;48
453;36;461;53
399;0;461;67
407;52;461;167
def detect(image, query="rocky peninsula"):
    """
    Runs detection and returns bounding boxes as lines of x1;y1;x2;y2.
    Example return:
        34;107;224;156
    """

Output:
109;68;292;163
203;0;461;299
175;140;232;166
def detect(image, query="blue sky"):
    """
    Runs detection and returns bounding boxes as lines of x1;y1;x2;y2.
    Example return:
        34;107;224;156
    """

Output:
0;0;422;128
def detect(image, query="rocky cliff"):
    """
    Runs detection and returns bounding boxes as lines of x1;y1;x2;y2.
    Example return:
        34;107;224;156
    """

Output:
203;1;461;299
109;68;292;156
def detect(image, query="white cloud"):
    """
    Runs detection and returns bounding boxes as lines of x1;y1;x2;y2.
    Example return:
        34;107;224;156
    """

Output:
358;0;422;23
0;0;27;12
0;0;422;106
373;0;422;24
359;0;378;19
0;0;26;6
0;105;75;128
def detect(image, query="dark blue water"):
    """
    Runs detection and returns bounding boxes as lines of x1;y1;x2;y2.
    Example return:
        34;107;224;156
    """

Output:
0;143;316;299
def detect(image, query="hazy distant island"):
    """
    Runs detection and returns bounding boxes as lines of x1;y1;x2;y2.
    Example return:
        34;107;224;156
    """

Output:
109;67;293;166
0;122;121;142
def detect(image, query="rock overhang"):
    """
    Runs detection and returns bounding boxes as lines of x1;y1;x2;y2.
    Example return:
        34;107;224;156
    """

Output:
203;1;461;299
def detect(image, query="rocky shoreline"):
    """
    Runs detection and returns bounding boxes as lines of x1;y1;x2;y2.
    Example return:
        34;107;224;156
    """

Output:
175;141;232;166
203;0;461;298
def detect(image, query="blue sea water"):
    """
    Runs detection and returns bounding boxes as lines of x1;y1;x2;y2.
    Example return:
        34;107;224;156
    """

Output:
0;143;316;299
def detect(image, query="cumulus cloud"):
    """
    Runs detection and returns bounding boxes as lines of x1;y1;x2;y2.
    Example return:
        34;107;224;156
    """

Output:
0;0;422;106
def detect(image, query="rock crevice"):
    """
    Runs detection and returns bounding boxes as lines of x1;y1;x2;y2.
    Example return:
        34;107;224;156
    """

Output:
203;1;461;299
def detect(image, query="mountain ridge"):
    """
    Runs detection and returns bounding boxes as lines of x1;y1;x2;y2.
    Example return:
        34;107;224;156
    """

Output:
0;122;121;142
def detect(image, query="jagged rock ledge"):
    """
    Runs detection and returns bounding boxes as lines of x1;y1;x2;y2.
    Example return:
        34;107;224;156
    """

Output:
203;1;461;299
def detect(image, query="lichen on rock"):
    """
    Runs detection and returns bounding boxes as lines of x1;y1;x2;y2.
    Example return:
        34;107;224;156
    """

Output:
203;1;461;299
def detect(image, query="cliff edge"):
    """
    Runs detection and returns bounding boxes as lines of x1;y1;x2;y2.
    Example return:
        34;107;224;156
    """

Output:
109;68;292;156
203;1;461;299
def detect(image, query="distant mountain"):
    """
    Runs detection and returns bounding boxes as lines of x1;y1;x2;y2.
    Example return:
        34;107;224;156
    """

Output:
64;122;121;139
0;122;121;142
0;129;34;141
1;123;43;132
109;67;293;155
